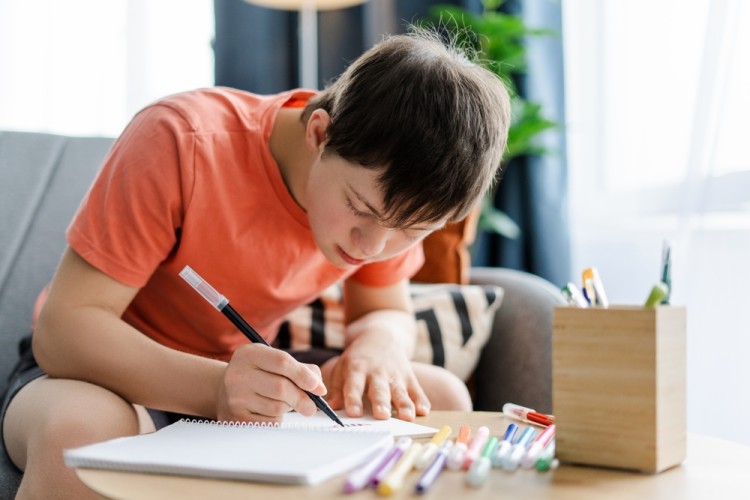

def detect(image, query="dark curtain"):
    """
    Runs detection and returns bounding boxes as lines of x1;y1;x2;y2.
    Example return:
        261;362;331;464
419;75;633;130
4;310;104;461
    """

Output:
474;0;570;286
213;0;568;285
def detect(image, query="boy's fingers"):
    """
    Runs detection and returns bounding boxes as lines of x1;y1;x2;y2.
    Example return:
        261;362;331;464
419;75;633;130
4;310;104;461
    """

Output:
366;376;392;420
408;381;431;416
250;346;322;393
322;359;345;410
390;384;415;421
343;369;366;417
290;392;319;416
303;363;327;396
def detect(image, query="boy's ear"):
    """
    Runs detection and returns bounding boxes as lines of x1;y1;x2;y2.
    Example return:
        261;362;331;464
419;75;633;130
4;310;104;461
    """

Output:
305;109;330;154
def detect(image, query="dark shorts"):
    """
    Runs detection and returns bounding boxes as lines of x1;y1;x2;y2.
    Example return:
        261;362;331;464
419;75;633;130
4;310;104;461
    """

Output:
1;334;341;473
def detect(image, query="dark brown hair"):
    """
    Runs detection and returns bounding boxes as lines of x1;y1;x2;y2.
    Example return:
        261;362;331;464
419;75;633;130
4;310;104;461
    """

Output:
302;27;511;227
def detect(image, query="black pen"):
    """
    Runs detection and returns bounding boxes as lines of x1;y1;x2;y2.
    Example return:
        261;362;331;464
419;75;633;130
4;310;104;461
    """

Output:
179;265;345;427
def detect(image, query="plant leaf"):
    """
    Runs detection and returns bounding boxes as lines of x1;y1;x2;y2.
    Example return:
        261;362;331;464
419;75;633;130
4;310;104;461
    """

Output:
478;200;521;239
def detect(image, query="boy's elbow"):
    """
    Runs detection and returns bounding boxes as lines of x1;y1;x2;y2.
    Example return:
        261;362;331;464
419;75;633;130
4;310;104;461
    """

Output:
32;306;71;376
32;315;56;375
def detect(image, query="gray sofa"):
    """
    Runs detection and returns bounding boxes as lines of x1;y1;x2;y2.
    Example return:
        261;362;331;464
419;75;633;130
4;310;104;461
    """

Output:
0;130;564;496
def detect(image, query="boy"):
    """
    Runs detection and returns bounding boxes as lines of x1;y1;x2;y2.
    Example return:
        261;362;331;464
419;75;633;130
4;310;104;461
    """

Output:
2;28;510;496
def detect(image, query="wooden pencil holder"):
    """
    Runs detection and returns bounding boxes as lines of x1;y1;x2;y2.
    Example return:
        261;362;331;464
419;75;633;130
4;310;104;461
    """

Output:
552;306;687;473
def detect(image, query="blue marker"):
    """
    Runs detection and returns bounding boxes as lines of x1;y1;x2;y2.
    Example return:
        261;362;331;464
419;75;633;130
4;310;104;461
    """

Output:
503;426;536;471
492;423;518;467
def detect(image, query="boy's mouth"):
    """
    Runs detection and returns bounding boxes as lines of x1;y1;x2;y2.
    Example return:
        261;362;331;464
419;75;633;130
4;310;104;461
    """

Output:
336;246;366;266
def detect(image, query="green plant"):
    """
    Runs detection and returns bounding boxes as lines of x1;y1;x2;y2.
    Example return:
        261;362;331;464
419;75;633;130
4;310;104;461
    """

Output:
424;0;557;239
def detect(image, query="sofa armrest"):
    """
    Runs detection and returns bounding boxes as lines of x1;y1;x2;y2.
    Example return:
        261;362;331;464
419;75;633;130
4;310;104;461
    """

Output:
469;267;565;414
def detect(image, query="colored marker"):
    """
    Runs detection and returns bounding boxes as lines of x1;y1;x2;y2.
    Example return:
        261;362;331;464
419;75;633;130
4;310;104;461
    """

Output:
660;240;672;304
534;439;558;471
378;442;423;496
582;277;595;305
502;402;555;427
583;267;609;307
343;442;394;493
446;425;472;470
466;436;499;487
561;282;589;307
462;425;490;470
645;282;669;307
415;440;452;494
369;437;411;487
414;425;452;469
503;426;536;471
492;422;518;467
521;424;556;468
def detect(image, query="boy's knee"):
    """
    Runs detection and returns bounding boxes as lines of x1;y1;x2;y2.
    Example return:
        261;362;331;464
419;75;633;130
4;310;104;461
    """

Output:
42;392;138;448
435;370;473;411
415;364;473;411
20;380;141;462
10;381;140;499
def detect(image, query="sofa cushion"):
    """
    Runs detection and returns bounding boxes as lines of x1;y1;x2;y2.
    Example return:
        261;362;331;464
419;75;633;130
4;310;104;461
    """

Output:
0;132;113;384
411;207;480;285
277;283;503;381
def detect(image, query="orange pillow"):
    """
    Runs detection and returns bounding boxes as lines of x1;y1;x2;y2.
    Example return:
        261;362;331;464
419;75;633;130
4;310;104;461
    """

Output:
412;207;480;285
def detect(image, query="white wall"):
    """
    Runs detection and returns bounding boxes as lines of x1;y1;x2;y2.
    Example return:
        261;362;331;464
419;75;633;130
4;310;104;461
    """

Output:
563;0;750;446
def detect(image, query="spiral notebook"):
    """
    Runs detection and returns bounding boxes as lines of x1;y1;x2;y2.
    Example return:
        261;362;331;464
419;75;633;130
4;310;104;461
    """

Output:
63;414;436;485
63;420;392;485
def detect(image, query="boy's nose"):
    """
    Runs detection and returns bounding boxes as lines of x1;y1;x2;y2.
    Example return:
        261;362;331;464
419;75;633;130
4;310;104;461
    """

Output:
352;226;388;258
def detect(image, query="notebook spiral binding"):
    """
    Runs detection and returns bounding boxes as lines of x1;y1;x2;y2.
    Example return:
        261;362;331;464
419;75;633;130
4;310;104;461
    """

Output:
180;418;386;433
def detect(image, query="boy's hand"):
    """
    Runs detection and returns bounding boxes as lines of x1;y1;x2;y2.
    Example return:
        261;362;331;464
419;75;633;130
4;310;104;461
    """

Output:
216;344;326;423
322;324;431;421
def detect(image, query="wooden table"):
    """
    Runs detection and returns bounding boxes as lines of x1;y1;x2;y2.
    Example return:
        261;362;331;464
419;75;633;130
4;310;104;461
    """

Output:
75;411;750;499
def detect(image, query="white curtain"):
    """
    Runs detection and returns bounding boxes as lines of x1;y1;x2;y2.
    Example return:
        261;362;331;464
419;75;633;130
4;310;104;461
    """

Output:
564;0;750;446
0;0;214;137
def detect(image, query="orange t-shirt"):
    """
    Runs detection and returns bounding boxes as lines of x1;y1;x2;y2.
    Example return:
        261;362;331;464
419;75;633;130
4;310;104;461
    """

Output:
66;87;424;360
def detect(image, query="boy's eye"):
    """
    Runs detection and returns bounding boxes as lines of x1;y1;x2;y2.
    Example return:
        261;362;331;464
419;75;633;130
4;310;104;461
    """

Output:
346;198;369;217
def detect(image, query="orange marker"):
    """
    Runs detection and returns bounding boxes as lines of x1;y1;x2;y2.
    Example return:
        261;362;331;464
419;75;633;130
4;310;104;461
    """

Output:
582;267;609;307
446;425;472;470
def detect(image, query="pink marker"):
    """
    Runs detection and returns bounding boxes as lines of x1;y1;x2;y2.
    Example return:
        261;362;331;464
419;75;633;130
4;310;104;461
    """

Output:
521;424;556;468
462;426;490;470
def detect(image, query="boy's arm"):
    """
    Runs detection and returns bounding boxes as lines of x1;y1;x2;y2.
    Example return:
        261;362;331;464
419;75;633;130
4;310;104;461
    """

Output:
33;247;325;422
322;277;431;421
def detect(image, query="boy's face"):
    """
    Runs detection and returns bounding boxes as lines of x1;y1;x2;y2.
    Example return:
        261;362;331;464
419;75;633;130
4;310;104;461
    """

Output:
304;153;443;269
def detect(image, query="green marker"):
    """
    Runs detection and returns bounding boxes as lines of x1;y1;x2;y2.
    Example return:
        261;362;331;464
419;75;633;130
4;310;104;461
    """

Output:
535;440;558;471
466;436;498;487
644;282;669;307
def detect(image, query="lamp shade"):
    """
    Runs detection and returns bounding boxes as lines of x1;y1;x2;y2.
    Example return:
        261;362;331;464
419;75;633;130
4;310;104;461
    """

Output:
245;0;366;11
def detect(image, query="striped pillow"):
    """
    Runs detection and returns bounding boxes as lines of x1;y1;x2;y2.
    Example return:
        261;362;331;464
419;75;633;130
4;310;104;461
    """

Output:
277;283;503;381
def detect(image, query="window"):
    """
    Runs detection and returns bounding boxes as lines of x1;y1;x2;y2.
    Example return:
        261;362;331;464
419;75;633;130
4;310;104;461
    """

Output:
564;0;750;446
0;0;214;137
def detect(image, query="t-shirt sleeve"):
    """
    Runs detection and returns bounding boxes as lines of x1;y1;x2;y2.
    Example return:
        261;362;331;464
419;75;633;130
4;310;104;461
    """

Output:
349;243;425;287
67;103;195;288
